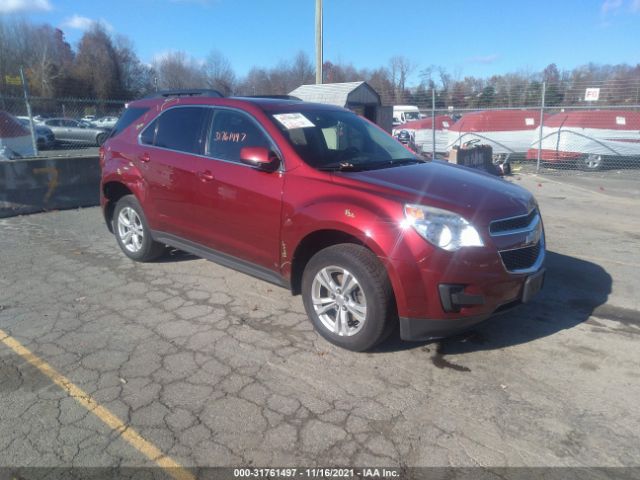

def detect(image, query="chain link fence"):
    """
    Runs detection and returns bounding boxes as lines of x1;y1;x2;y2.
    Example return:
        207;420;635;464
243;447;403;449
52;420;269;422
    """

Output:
0;95;125;160
3;79;640;177
388;79;640;176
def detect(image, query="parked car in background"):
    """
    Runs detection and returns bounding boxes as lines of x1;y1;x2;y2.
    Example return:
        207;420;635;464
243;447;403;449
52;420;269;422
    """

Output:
41;118;110;146
16;116;56;149
81;115;97;123
100;91;546;351
33;113;55;123
92;116;119;129
0;111;36;159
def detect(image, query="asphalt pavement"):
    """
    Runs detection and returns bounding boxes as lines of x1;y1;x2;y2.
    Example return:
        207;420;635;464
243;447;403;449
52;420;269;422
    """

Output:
0;173;638;475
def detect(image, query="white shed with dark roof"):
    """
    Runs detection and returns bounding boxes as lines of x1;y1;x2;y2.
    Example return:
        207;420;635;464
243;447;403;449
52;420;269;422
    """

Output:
289;81;392;132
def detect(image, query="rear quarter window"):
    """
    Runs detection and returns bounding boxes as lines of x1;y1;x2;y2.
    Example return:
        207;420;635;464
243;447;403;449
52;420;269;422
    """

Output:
110;107;149;138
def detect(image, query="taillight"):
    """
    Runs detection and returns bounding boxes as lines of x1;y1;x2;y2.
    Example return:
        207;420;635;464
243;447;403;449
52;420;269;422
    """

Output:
99;146;105;168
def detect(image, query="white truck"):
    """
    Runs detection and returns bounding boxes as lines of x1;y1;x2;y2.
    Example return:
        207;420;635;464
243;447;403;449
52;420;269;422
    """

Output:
392;105;422;126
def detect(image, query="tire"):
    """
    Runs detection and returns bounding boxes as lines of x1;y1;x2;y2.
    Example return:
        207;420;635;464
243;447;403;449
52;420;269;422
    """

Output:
112;195;165;262
578;153;604;171
96;132;108;146
301;244;396;351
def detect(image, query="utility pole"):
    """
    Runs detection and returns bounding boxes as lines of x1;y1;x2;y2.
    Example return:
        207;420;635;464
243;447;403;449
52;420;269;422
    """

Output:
20;66;38;155
431;88;436;160
315;0;323;84
536;81;546;173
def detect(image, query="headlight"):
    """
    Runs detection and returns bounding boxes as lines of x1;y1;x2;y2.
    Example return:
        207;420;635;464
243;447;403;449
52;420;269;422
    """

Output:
404;204;484;251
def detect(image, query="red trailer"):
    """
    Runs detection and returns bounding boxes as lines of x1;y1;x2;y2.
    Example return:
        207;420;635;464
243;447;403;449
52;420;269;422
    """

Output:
448;110;544;159
527;110;640;170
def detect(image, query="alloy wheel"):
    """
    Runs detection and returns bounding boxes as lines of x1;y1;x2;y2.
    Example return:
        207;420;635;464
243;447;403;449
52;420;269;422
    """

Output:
117;207;144;253
311;266;367;336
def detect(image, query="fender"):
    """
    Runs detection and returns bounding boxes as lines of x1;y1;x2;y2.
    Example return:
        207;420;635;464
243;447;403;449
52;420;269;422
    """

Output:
101;151;157;226
281;198;424;317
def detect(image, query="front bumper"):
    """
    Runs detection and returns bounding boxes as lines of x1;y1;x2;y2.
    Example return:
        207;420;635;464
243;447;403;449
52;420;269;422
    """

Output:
400;314;492;341
399;267;545;341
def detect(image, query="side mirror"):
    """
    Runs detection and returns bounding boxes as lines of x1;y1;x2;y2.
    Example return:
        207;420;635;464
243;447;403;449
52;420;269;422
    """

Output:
239;146;279;172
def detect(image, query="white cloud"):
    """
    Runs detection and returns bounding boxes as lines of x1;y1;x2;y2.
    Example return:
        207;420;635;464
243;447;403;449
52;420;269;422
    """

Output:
467;54;500;65
0;0;52;14
601;0;623;13
60;14;113;32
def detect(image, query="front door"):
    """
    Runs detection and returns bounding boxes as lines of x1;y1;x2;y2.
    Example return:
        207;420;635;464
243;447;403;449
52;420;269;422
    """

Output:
199;108;284;271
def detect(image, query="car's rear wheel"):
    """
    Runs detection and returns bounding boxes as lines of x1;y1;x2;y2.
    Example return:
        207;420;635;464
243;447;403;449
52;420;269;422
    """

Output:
96;132;107;146
301;244;395;351
113;195;165;262
578;153;604;171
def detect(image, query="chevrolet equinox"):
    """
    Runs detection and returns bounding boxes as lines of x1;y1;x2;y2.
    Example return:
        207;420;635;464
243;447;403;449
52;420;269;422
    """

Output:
100;90;545;351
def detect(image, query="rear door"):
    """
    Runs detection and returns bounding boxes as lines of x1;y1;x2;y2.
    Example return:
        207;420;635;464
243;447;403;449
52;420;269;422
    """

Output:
138;106;213;242
200;108;284;270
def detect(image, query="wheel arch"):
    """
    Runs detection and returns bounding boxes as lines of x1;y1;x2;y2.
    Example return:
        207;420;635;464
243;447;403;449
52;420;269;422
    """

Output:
102;181;135;232
288;228;403;315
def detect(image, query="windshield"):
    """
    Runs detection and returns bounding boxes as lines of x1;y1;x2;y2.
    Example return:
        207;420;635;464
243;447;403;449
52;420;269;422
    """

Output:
271;110;419;171
404;111;421;121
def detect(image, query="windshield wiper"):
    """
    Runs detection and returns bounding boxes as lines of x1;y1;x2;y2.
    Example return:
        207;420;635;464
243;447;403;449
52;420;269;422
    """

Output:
389;157;427;165
317;162;365;172
364;157;427;170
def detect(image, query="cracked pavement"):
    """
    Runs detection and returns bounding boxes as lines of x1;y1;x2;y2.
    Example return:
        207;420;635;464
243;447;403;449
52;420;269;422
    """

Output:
0;173;639;470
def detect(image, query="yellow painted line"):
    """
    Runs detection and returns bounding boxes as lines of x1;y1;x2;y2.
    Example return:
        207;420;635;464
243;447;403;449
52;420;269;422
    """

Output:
0;328;195;480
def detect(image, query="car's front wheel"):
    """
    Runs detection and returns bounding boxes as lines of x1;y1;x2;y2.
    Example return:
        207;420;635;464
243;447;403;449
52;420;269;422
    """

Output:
301;244;396;351
96;132;108;146
112;195;165;262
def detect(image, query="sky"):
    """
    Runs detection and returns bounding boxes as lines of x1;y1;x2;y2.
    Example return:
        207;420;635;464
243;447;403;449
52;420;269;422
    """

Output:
2;0;640;84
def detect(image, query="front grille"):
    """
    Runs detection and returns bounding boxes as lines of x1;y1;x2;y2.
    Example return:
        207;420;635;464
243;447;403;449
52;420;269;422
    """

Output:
490;209;538;234
499;243;541;272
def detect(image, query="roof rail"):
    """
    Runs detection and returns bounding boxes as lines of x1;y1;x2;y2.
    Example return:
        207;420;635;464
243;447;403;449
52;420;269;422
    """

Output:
246;95;302;101
145;89;224;99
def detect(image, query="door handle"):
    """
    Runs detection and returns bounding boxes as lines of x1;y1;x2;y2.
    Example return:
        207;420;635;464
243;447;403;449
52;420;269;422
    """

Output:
139;152;150;163
198;170;215;181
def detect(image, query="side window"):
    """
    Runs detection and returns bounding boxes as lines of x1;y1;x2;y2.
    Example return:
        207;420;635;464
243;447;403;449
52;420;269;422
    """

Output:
208;110;270;162
140;118;158;146
64;120;79;128
46;120;59;127
153;107;209;154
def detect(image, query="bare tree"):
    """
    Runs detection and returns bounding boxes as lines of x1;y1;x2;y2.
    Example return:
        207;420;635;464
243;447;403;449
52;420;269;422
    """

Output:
237;67;270;95
74;24;122;99
289;51;314;89
204;49;236;96
153;51;206;90
3;15;640;110
28;26;74;97
0;19;36;93
389;55;415;103
237;51;314;95
114;35;154;98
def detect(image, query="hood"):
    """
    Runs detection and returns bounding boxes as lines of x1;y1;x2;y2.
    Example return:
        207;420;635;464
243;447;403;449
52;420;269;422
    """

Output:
333;161;536;226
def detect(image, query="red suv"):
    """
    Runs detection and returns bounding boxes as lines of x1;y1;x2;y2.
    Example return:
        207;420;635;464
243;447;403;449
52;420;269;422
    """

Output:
100;90;545;351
